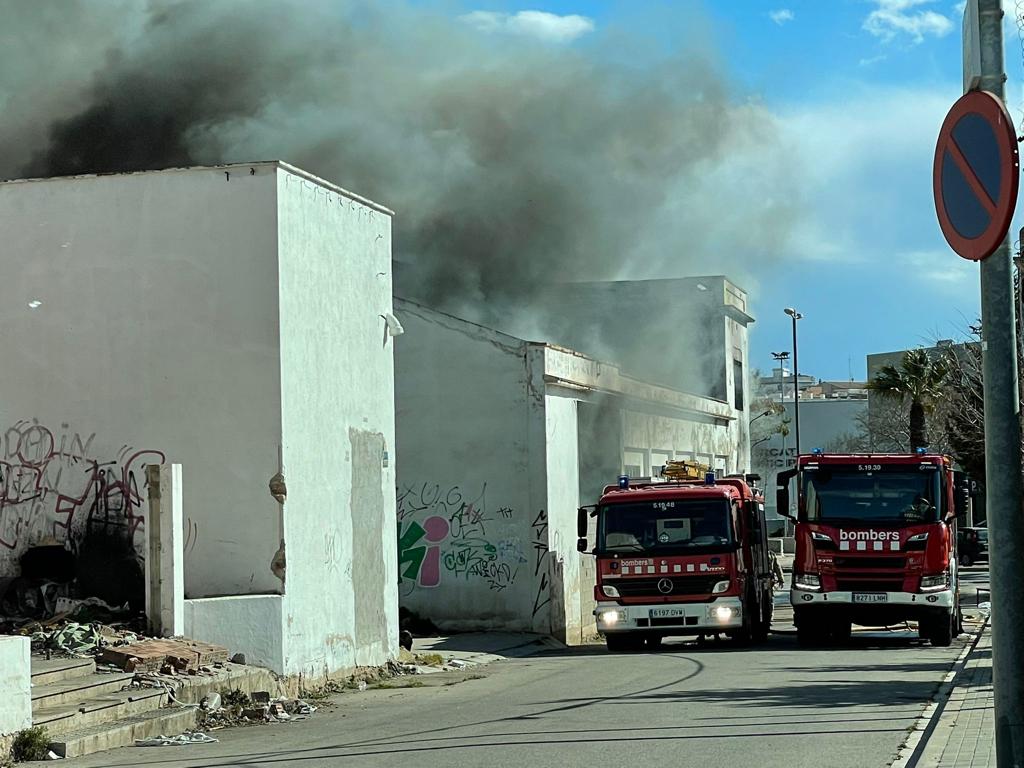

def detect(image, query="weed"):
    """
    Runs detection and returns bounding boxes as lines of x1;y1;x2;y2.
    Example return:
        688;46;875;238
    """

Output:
11;727;49;763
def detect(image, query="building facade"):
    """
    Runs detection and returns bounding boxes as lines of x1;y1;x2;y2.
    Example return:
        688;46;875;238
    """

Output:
0;163;398;678
394;298;749;643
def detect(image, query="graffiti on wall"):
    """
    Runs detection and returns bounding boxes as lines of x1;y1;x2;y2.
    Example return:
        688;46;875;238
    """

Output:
530;509;551;618
0;420;165;560
397;482;525;594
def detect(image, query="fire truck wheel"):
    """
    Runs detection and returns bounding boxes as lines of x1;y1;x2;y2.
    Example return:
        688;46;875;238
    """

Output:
925;612;955;647
960;553;974;567
753;591;772;643
796;621;828;647
828;619;852;644
645;635;662;649
605;634;644;653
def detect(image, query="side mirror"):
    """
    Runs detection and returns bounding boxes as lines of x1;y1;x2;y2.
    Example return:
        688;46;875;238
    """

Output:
576;538;589;553
776;468;798;520
577;507;589;538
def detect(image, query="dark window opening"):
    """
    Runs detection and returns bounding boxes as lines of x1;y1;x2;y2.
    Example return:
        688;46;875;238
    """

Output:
733;359;745;411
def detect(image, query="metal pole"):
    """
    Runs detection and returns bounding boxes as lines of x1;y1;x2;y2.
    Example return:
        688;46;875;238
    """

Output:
975;2;1024;764
791;316;801;455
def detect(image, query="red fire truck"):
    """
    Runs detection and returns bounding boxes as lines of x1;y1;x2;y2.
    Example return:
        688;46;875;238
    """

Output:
577;463;775;651
776;451;967;647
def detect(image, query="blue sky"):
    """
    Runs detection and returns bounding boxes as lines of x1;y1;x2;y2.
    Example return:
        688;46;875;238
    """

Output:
439;0;1024;381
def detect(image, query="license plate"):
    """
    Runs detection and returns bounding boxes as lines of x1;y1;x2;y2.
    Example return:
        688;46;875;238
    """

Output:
853;593;888;603
650;608;686;619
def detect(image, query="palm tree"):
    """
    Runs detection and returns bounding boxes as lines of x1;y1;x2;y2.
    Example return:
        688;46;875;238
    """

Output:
867;349;949;452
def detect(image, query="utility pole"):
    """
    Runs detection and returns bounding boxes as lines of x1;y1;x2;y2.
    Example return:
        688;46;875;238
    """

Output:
973;2;1024;763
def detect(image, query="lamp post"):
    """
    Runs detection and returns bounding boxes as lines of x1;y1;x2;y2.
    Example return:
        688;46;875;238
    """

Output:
783;308;803;455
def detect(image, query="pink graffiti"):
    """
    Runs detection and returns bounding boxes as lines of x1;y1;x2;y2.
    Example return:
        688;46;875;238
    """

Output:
418;515;450;587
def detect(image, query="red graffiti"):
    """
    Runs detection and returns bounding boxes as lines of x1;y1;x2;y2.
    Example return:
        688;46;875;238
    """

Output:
0;421;164;554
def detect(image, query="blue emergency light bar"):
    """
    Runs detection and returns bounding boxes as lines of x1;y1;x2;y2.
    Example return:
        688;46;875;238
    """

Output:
618;475;629;489
704;472;716;486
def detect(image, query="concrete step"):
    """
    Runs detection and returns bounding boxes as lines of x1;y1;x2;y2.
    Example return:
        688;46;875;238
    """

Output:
33;686;167;738
30;657;96;687
31;673;136;709
49;706;199;759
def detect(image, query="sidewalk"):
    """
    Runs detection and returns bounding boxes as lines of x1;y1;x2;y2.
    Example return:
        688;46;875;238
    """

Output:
410;632;561;670
908;615;994;767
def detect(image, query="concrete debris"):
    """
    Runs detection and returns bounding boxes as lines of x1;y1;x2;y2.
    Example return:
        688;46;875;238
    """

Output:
230;653;246;665
357;681;368;691
101;638;229;673
447;659;468;669
135;732;219;747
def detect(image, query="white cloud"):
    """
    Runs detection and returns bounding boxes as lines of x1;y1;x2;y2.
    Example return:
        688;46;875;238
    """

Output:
858;54;888;66
770;8;795;25
863;0;954;42
459;10;595;43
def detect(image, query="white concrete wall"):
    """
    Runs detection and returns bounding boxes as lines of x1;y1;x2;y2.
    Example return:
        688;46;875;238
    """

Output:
0;636;30;737
622;410;740;476
395;300;541;631
276;169;397;677
185;595;284;672
0;167;283;597
753;398;868;518
543;394;587;643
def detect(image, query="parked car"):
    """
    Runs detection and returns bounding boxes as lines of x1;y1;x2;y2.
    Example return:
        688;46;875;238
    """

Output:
958;526;988;566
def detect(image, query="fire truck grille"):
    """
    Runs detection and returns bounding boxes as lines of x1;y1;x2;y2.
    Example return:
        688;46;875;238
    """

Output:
833;557;905;570
835;578;905;592
615;576;720;597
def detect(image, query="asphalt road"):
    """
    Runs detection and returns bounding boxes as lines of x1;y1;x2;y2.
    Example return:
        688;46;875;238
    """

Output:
71;567;991;768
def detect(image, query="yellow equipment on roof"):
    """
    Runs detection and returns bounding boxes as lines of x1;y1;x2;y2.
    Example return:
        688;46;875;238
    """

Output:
661;460;712;481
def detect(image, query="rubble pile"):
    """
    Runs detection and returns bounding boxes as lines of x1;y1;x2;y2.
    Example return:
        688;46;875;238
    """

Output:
196;689;318;730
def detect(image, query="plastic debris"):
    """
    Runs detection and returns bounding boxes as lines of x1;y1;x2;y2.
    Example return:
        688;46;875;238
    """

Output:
135;732;218;747
200;692;222;712
357;681;368;691
37;622;103;656
447;659;468;669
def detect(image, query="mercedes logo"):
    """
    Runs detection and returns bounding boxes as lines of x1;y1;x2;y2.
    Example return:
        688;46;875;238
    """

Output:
657;578;673;594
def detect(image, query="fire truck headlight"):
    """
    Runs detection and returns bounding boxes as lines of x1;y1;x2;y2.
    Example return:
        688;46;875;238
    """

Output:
712;580;731;594
713;606;734;622
920;574;949;592
602;584;621;598
794;573;821;591
598;609;621;626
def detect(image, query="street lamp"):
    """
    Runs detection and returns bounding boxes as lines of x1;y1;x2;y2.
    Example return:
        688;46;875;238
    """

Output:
783;308;803;455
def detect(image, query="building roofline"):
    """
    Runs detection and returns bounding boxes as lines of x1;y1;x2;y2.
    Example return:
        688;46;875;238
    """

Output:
0;160;395;216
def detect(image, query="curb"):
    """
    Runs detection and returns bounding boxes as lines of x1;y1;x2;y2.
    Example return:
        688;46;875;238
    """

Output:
889;615;989;768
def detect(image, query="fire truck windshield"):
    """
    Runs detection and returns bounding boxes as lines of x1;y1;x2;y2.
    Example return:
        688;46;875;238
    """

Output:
598;499;734;553
801;466;942;525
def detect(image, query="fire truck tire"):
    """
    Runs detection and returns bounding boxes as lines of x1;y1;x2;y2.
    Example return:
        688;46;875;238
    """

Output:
605;634;644;653
753;590;772;643
796;614;828;647
925;611;955;647
960;553;974;567
828;619;852;643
